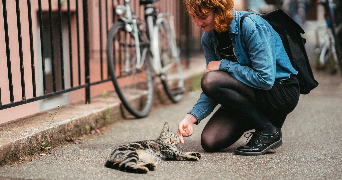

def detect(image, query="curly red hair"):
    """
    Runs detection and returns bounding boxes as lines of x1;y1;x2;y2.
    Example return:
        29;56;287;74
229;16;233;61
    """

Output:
184;0;235;33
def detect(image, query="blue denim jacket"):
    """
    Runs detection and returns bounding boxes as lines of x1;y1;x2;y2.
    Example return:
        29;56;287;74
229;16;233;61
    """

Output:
189;10;298;123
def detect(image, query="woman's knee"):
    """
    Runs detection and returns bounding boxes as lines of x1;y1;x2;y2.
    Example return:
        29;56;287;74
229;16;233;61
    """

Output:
201;71;226;95
201;133;218;152
201;71;256;103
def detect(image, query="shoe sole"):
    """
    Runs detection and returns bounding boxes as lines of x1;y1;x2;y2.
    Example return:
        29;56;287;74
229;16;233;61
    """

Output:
236;138;282;156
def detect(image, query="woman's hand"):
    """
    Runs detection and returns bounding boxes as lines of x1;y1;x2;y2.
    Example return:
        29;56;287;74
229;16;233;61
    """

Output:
205;60;221;74
178;114;198;144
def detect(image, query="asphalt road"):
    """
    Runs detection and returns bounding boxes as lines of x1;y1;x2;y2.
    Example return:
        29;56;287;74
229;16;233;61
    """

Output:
0;69;341;180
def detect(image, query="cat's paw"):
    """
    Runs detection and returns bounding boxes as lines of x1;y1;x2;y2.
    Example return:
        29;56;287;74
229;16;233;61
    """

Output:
135;167;149;174
184;152;201;161
145;163;157;171
188;152;201;160
130;165;149;174
192;152;202;159
183;156;198;161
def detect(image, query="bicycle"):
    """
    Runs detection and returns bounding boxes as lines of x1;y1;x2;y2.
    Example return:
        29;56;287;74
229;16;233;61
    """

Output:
315;0;342;75
107;0;184;118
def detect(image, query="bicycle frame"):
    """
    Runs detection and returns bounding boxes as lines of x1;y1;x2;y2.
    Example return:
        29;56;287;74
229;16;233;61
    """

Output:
316;26;338;64
152;14;179;75
116;0;143;71
115;0;178;75
108;0;184;117
319;0;342;74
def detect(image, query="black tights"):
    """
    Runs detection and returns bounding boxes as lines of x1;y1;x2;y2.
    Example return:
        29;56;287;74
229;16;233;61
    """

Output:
200;71;276;152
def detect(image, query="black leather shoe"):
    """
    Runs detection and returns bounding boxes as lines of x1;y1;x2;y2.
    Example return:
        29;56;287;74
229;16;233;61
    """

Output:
236;129;282;156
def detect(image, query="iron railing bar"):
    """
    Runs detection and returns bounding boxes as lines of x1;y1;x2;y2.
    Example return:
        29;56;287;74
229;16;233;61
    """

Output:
2;0;14;103
58;0;65;90
112;0;115;24
83;0;91;104
106;0;110;78
67;0;74;88
119;31;123;77
27;0;36;98
15;0;26;101
0;0;185;112
0;77;111;111
112;28;116;77
48;0;57;92
38;0;47;94
76;0;81;86
112;23;117;77
106;0;108;35
99;0;104;80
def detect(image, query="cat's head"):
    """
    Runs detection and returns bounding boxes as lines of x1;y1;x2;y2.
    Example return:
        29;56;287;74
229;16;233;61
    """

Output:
159;122;180;146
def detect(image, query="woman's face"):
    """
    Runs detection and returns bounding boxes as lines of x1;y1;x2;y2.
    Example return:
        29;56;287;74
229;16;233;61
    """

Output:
188;6;215;32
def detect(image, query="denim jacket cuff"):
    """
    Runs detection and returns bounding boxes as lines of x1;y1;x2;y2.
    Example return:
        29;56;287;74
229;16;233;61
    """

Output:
188;109;203;125
219;59;231;72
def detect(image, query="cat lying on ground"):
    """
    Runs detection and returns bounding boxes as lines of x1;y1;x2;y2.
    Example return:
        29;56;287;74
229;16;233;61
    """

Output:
105;122;201;173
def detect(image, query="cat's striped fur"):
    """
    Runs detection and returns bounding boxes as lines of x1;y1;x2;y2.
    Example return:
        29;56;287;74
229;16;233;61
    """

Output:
105;122;201;173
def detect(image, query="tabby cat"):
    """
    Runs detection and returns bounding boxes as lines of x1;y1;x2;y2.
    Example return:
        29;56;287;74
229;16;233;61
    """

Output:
105;122;201;173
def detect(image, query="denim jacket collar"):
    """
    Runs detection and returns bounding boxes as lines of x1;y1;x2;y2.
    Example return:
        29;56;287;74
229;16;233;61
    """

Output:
229;10;239;35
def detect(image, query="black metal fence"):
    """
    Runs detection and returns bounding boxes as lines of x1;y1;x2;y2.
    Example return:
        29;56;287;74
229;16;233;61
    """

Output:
0;0;202;112
1;0;88;110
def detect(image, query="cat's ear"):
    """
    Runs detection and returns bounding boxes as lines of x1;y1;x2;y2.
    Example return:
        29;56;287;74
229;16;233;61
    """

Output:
162;122;169;132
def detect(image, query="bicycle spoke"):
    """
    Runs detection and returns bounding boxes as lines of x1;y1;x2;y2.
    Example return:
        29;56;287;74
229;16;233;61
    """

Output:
107;22;153;118
156;20;184;103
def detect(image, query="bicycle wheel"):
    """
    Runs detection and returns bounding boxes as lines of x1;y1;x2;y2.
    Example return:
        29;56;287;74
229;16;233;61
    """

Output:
155;19;184;103
318;30;339;74
333;30;342;75
107;22;154;118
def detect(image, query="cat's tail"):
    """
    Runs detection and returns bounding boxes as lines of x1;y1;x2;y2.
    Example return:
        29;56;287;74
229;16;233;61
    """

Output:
105;150;149;174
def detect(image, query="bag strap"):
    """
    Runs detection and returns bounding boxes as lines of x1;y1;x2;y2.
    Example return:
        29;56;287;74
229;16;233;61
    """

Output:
240;13;252;29
240;10;256;30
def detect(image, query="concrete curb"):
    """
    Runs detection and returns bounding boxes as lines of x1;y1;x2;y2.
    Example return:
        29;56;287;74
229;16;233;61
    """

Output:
0;58;206;166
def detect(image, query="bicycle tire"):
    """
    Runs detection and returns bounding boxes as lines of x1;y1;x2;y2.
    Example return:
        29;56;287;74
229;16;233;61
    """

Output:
319;42;339;74
107;22;154;118
155;19;184;103
333;31;342;75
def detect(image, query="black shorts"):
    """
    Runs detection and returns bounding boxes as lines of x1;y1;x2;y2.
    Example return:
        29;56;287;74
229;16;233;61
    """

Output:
254;74;300;128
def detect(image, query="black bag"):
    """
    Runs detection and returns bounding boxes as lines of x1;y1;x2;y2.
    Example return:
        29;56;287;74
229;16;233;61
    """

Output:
140;0;159;5
241;9;318;94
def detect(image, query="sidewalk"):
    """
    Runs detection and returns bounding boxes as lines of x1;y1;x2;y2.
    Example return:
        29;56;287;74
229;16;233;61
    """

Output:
0;57;207;166
0;64;341;179
1;20;341;176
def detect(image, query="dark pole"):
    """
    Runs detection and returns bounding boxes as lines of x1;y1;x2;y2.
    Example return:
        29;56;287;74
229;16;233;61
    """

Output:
185;5;191;68
83;0;91;104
